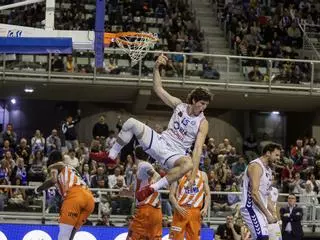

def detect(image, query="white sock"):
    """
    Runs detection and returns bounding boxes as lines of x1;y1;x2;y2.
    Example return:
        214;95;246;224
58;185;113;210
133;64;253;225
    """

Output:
109;142;122;159
150;177;169;191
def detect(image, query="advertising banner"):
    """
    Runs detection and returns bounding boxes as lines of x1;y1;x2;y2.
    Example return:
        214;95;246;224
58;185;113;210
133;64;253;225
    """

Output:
0;223;214;240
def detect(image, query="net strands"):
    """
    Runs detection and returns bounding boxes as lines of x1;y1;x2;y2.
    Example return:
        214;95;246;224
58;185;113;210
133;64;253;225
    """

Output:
115;33;158;66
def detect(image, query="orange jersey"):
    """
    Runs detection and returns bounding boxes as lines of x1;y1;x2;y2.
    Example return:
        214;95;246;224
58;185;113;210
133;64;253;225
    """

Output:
176;171;204;208
135;161;160;208
53;165;87;198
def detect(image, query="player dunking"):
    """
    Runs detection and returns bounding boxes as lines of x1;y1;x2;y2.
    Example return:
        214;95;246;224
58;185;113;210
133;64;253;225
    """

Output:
125;146;162;240
169;169;211;240
240;143;281;240
91;54;211;201
35;151;95;240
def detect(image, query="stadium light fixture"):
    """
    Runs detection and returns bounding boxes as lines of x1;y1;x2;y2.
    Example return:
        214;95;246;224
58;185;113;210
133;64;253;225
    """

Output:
10;98;16;105
24;87;34;93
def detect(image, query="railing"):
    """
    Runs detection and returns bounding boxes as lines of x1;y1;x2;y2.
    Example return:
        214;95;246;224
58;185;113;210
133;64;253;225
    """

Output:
1;184;320;227
0;49;320;95
298;23;320;60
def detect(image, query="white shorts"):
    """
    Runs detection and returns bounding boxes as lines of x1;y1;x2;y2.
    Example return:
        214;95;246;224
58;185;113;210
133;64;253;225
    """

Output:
268;223;282;240
140;125;186;169
240;207;269;240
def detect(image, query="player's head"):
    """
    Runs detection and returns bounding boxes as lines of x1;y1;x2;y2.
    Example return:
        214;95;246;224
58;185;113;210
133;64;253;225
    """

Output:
133;145;149;162
186;87;212;116
262;143;281;166
47;150;63;167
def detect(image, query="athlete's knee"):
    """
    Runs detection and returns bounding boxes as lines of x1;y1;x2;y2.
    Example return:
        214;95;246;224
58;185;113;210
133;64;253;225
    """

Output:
58;224;74;240
123;118;144;136
122;117;137;130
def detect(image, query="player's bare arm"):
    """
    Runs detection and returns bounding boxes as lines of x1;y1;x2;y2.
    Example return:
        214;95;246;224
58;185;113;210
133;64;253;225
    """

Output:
190;119;209;183
153;54;182;109
169;181;178;207
169;181;188;217
201;171;211;217
47;162;65;171
248;163;275;223
267;195;276;218
36;168;59;193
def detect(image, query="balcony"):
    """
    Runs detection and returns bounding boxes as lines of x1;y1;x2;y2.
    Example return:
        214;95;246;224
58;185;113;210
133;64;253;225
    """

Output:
0;49;320;111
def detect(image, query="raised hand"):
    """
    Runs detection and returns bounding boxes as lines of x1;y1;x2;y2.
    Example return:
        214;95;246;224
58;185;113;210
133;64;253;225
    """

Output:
155;54;168;68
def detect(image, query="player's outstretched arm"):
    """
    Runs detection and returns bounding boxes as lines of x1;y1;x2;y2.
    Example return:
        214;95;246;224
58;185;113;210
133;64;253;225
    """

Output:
153;54;182;109
190;119;208;183
35;168;59;193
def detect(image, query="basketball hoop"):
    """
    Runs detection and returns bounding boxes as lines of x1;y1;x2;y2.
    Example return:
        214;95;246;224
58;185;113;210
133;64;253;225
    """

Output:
104;32;159;66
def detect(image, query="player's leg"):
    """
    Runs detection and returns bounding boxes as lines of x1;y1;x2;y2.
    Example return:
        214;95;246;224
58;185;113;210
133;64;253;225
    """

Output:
169;209;188;240
90;118;155;164
185;209;201;240
136;155;193;201
58;198;79;240
58;223;75;240
240;208;269;240
147;207;163;240
151;156;193;191
109;118;153;159
127;206;149;240
74;189;95;230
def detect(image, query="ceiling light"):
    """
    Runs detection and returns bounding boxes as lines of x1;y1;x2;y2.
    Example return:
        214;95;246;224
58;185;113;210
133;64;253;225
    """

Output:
24;87;34;93
10;98;16;104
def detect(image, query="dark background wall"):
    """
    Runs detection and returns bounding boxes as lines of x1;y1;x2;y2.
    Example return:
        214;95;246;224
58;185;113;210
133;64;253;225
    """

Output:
7;100;79;139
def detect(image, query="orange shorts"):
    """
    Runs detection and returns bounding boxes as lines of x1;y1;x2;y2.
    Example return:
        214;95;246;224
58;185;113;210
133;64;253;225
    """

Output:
169;207;201;240
59;186;95;230
128;204;162;240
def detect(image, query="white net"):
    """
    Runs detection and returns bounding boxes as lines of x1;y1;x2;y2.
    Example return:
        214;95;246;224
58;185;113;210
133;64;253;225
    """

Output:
115;32;158;66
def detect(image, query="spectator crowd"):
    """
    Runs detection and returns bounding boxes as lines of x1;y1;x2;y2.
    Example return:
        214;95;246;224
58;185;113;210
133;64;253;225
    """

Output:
1;109;320;231
1;0;320;234
220;0;318;83
0;0;212;78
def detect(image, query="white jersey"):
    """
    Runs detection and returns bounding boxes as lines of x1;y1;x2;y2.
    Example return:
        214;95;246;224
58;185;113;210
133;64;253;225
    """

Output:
241;158;272;210
161;103;205;154
269;187;278;203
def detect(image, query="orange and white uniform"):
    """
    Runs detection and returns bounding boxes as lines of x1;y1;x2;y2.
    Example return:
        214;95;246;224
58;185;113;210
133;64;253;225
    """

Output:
53;165;95;230
169;170;205;240
128;161;162;240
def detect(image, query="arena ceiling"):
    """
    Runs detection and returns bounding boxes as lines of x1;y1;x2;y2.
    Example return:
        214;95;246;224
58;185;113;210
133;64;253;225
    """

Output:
0;81;320;112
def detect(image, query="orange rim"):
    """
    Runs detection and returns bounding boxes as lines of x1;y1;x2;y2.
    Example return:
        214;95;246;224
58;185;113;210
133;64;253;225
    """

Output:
104;32;158;46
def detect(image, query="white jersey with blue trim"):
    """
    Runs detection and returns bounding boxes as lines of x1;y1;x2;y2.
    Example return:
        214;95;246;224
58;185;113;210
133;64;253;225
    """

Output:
161;103;205;154
269;187;278;203
241;158;273;210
